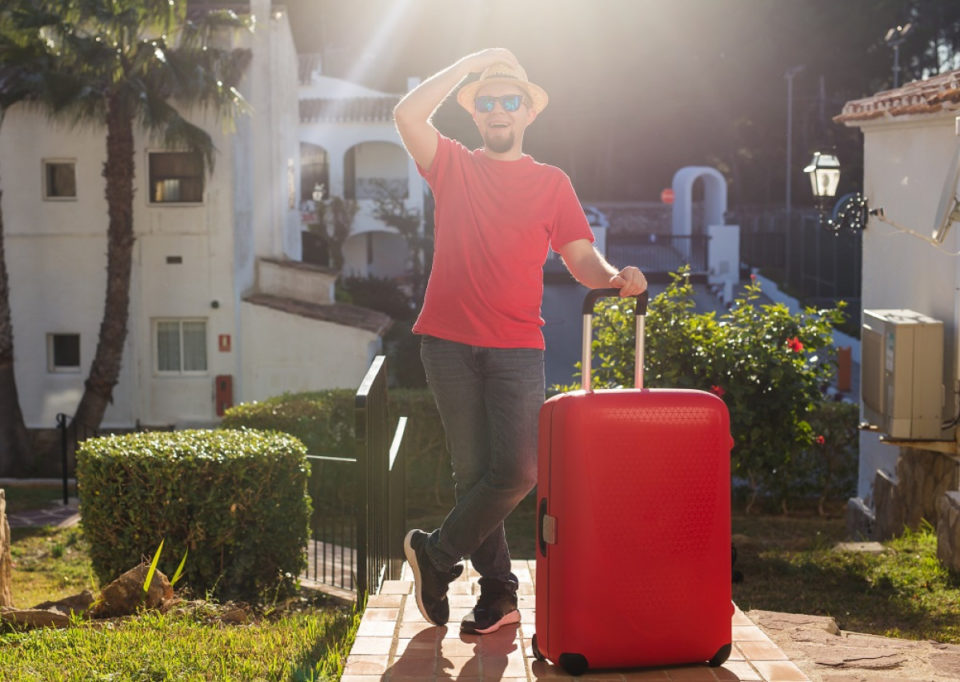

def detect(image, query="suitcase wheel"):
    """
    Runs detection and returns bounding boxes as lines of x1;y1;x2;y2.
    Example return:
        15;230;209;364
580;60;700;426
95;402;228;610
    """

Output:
558;653;589;676
709;643;732;667
530;634;545;662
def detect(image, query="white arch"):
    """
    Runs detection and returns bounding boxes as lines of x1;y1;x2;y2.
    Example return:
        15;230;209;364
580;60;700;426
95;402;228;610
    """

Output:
671;166;727;237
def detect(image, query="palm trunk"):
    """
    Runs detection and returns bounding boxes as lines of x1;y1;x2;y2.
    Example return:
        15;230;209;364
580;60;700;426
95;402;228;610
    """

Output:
73;95;135;431
0;189;31;476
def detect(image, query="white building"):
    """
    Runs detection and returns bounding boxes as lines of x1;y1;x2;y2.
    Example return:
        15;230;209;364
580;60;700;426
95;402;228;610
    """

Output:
0;0;392;433
298;57;423;280
837;69;960;566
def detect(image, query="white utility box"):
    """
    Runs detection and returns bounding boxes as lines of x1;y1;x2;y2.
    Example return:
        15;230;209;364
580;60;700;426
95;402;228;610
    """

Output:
861;308;944;440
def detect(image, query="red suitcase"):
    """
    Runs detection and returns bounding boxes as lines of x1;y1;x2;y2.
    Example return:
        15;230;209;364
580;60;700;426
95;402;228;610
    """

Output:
532;289;734;676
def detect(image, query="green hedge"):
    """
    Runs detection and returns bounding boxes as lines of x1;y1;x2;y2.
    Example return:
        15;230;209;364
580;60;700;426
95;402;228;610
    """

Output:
221;389;451;509
77;428;310;601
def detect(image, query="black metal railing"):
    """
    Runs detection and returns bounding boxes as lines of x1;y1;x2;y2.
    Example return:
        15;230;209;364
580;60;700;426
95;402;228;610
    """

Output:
355;355;406;598
55;413;98;505
736;206;862;328
302;355;407;600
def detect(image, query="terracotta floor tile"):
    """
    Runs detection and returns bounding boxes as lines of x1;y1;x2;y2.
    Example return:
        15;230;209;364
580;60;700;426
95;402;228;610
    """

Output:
339;675;386;682
363;607;400;621
379;580;412;594
438;655;483;676
719;660;762;681
663;666;722;680
736;640;789;662
751;660;809;681
394;637;440;658
348;636;394;656
732;625;771;643
397;621;446;638
450;593;479;607
366;593;403;608
620;670;671;680
342;654;389;676
439;637;482;658
388;654;439;677
356;619;397;637
732;611;755;627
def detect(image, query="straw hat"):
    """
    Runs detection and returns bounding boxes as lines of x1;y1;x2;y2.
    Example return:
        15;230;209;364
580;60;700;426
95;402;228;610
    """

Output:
456;61;549;114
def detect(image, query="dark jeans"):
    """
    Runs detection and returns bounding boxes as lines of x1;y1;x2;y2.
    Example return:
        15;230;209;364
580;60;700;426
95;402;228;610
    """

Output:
419;335;544;583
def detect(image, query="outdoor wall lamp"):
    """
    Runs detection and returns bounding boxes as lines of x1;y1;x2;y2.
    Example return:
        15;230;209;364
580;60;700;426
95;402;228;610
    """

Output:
311;183;324;203
804;151;879;234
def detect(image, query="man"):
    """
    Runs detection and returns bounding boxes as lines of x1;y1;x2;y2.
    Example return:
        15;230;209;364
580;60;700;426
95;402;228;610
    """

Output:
395;48;646;635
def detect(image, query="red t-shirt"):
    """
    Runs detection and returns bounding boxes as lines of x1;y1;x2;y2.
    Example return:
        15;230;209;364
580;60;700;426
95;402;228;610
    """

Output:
413;133;594;349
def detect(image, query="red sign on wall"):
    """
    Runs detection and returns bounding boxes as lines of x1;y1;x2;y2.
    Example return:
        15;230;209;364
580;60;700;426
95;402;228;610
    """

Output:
218;334;231;352
660;188;675;204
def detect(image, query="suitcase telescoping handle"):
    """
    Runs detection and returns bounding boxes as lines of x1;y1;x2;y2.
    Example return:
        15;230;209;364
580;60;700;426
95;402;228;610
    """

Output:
581;288;649;391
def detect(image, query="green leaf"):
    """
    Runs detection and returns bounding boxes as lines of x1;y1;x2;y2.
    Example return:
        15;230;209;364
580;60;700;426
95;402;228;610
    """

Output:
144;539;164;595
170;548;188;586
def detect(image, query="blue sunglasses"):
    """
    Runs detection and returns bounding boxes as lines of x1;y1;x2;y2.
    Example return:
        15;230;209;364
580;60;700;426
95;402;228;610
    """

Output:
474;94;525;113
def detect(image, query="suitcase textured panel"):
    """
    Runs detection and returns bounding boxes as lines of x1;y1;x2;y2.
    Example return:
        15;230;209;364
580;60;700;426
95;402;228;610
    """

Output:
534;290;734;674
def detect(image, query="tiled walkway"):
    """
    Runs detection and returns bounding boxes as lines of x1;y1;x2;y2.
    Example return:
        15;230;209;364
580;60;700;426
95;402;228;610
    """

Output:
5;498;79;529
342;560;809;681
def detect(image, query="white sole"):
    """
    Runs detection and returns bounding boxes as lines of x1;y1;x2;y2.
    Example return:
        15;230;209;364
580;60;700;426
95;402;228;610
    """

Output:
404;529;439;626
462;608;521;635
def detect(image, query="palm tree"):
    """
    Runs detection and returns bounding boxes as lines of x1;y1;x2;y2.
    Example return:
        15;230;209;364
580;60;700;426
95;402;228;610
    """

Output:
9;0;251;433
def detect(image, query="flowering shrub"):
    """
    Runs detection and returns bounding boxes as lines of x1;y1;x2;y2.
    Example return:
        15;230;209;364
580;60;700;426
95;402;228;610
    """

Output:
573;268;847;511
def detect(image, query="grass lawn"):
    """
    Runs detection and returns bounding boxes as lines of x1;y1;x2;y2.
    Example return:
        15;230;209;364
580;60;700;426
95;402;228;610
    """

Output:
3;520;360;680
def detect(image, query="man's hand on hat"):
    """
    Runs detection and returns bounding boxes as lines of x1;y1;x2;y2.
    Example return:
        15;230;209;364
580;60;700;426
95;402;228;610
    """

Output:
610;266;647;297
464;48;520;74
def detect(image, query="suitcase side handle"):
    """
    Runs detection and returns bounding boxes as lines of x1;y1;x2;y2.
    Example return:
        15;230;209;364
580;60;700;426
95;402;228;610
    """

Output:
582;289;648;391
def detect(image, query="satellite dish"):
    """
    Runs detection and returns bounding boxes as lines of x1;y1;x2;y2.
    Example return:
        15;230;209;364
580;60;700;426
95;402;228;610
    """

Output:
932;142;960;244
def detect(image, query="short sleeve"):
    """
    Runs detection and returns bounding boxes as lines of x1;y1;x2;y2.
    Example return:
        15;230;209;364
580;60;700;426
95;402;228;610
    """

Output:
417;133;462;195
549;172;595;251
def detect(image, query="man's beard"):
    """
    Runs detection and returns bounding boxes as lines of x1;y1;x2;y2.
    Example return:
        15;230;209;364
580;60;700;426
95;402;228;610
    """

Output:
483;129;515;154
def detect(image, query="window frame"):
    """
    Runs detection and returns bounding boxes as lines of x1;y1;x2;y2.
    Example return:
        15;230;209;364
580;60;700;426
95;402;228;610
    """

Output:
146;149;205;206
42;158;78;201
153;318;209;376
46;332;81;373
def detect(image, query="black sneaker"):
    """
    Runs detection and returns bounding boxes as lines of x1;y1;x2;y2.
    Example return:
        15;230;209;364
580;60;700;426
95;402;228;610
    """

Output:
461;577;520;634
404;529;463;626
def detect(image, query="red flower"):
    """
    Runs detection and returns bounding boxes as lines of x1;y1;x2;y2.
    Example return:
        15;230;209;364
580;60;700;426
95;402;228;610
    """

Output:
750;273;757;281
786;337;804;353
815;435;825;445
710;385;726;397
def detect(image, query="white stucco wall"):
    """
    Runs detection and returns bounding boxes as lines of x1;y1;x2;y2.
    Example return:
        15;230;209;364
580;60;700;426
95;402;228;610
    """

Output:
0;4;333;429
853;113;960;498
239;302;381;399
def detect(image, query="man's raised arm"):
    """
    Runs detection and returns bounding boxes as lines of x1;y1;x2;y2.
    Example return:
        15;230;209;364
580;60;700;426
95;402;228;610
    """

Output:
393;48;520;171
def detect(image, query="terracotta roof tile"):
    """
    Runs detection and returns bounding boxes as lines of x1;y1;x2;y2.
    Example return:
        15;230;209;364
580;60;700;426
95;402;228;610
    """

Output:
243;293;392;335
300;97;400;123
836;68;960;123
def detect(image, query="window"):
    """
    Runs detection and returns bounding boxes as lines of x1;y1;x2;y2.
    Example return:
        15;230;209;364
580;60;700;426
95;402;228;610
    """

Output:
43;160;76;199
47;333;80;372
156;320;207;373
149;151;204;203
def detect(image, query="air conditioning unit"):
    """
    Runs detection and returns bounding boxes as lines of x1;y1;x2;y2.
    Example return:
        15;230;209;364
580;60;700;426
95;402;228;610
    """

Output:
861;309;944;439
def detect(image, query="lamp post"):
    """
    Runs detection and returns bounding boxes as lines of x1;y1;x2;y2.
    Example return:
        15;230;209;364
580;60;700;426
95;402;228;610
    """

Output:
785;65;806;222
884;23;912;89
803;151;877;233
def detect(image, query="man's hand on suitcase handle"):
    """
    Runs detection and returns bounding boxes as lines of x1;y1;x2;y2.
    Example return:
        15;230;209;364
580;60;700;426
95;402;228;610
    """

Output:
609;266;647;298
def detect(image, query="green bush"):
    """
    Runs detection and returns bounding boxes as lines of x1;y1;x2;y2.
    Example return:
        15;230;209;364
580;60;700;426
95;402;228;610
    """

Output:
222;389;450;509
565;268;846;511
77;428;310;601
795;399;860;514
